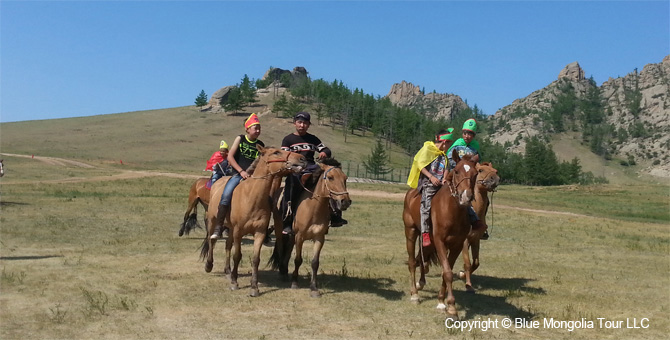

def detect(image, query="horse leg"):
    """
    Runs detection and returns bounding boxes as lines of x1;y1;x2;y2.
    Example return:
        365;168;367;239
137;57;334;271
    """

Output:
204;214;216;273
406;230;421;303
230;237;242;291
460;238;475;293
309;236;325;298
291;234;304;289
434;241;458;320
249;231;265;297
468;239;481;292
224;233;233;275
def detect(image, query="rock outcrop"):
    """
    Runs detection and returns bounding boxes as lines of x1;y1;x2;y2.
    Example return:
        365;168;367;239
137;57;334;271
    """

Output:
385;81;468;120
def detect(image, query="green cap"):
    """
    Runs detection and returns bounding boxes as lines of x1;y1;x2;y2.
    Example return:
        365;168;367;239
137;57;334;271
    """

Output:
462;119;477;133
438;127;455;141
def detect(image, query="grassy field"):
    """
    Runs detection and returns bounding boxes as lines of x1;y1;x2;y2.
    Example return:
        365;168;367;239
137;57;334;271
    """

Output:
1;107;669;339
1;151;668;339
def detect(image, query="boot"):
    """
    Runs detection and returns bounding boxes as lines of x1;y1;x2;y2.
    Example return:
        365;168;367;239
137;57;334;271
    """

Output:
210;205;229;240
330;211;348;228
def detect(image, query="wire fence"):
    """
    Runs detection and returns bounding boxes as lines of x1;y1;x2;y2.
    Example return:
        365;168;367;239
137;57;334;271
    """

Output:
340;161;409;183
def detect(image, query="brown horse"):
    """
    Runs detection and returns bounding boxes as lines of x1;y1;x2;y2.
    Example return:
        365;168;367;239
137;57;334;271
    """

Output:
178;177;212;236
200;146;306;297
403;151;479;320
458;162;500;293
269;159;351;297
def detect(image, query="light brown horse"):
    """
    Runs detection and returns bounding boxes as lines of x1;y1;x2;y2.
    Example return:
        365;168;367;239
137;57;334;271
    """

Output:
200;146;306;297
269;159;351;297
178;177;212;236
458;162;500;293
403;151;479;320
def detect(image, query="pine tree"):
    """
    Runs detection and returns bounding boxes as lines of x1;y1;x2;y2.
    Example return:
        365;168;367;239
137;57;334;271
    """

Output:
363;139;392;180
194;90;208;107
221;87;243;114
239;74;257;105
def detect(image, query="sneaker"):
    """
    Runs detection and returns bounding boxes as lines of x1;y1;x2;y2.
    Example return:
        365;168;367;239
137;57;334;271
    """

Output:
480;230;489;240
221;227;229;237
282;226;293;235
210;230;221;240
422;232;431;247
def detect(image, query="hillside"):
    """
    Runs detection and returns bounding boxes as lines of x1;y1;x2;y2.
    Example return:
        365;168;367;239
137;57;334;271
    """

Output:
0;100;414;177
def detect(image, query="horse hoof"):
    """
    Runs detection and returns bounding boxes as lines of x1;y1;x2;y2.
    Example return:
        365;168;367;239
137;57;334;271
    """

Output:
416;281;425;290
230;284;239;291
178;230;184;237
249;289;260;297
436;303;447;310
310;290;321;298
457;271;466;280
410;295;420;304
465;284;476;294
291;282;299;289
205;262;213;273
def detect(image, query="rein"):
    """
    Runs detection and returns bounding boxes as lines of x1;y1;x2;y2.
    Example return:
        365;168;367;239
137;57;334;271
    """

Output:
299;167;349;199
249;153;293;180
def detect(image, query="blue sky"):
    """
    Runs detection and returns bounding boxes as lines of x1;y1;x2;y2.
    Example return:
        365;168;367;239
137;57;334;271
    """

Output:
1;0;668;123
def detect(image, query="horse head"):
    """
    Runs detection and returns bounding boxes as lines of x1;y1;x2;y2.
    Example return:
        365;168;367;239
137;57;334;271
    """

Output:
476;162;500;192
446;150;479;207
318;158;351;212
256;146;307;176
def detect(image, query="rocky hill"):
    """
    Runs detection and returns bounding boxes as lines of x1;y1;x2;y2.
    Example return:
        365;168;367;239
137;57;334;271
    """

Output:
487;55;669;177
385;81;468;120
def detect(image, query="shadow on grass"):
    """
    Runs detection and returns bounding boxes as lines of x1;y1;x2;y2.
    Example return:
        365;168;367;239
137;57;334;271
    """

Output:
0;255;64;260
0;201;30;207
453;275;545;320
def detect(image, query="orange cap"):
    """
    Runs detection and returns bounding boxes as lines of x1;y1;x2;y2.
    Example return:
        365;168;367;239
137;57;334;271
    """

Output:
244;113;260;129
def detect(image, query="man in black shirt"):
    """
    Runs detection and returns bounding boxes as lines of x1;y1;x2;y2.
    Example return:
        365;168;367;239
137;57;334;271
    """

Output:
280;111;347;234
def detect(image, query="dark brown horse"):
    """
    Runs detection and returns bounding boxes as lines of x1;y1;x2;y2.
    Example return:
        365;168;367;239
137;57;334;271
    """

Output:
269;159;351;297
458;162;500;293
200;146;306;297
403;151;479;320
178;177;212;236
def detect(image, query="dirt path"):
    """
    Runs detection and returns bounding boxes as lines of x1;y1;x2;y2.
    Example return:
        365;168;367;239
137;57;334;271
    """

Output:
0;153;590;218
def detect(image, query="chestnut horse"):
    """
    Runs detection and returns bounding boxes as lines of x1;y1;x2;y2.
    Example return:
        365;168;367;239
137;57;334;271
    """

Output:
269;159;351;297
458;162;500;293
403;151;479;320
178;177;212;236
200;146;306;297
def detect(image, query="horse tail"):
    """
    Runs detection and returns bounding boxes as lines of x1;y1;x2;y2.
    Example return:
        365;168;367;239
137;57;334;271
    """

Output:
415;245;438;267
198;233;210;261
180;198;203;236
268;233;294;275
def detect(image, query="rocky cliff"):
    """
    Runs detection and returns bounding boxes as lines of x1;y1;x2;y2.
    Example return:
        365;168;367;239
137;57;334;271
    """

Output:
385;81;468;120
488;56;670;176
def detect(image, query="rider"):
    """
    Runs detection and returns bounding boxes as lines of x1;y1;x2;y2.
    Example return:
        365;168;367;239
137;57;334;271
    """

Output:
280;111;346;235
210;114;264;239
407;128;455;247
207;140;233;184
447;118;489;240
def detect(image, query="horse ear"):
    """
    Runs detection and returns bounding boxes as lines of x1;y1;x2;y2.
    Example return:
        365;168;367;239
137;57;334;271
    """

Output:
451;149;460;163
318;162;328;171
472;154;480;163
256;144;265;153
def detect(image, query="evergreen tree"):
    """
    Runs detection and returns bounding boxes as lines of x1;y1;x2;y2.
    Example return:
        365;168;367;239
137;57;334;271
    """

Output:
221;87;243;113
363;139;392;180
239;74;257;105
194;90;208;107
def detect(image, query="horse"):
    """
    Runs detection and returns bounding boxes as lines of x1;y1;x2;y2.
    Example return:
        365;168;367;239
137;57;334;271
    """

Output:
269;159;351;297
199;146;306;297
178;177;212;236
458;162;500;293
0;159;4;177
402;150;479;320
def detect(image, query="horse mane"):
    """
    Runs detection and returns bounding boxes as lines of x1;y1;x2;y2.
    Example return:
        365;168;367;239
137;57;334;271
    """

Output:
320;158;341;168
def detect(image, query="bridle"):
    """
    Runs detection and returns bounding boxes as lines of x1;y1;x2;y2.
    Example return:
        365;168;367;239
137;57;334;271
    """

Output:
300;166;349;200
476;168;499;193
448;163;477;199
250;151;299;179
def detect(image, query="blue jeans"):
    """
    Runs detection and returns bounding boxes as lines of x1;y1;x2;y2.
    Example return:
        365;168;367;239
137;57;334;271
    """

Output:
468;206;480;223
220;174;242;207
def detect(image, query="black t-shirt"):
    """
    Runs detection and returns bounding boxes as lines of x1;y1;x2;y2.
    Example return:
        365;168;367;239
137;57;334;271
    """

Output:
281;132;331;164
233;134;264;174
